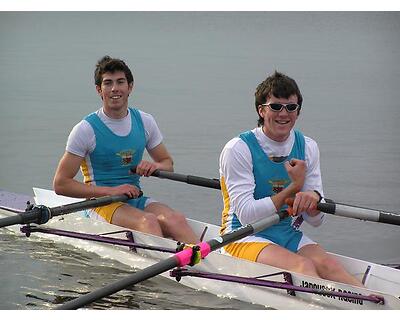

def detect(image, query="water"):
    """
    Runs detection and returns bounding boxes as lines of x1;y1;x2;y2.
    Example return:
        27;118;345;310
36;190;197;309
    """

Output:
0;12;400;309
0;229;259;310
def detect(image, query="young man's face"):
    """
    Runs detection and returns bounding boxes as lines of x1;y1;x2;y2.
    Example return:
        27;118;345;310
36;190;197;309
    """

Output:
258;94;299;142
96;71;133;115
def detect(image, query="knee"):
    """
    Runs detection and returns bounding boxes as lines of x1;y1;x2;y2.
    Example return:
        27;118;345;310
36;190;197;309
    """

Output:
296;256;318;274
317;256;344;276
158;211;188;229
140;213;160;230
172;211;188;226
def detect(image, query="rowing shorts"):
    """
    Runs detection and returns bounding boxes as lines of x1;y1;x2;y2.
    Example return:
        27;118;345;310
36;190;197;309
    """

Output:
222;234;316;262
90;196;157;223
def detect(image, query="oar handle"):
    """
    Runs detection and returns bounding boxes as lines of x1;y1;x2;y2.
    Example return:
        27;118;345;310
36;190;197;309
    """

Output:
317;201;400;226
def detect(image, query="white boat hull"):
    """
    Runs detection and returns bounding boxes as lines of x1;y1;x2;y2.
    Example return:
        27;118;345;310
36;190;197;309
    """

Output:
1;188;399;310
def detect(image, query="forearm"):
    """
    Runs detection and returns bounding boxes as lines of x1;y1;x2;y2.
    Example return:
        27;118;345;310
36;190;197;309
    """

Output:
146;143;174;173
271;182;300;212
53;177;111;199
156;157;174;172
226;178;278;225
235;194;277;225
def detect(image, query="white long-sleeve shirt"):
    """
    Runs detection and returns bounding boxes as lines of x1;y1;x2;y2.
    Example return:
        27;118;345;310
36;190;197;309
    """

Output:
219;127;325;227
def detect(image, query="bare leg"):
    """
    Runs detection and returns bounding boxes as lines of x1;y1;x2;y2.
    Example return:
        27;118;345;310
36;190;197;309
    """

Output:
298;244;364;287
256;244;320;277
145;202;199;244
111;204;163;237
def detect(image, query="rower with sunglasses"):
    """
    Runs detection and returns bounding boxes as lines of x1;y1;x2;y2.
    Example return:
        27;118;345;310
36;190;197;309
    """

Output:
219;71;363;287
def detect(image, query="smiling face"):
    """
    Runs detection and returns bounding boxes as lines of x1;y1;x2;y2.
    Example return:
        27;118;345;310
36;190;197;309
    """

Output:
258;94;299;142
96;71;133;118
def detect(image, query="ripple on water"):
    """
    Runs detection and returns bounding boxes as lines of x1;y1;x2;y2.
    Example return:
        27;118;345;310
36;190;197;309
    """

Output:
0;232;267;310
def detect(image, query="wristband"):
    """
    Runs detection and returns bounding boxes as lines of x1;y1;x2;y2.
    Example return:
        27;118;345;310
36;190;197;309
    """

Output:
313;190;323;203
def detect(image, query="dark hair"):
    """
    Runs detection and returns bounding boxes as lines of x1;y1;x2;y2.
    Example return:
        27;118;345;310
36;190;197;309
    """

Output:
94;55;134;86
254;71;303;126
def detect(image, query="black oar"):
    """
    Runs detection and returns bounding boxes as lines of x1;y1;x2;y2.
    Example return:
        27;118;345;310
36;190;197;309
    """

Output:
137;168;400;227
0;194;135;228
56;211;286;310
130;167;220;189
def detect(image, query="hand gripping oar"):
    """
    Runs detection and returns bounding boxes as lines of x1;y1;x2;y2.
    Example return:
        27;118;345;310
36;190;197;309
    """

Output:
135;168;400;227
0;193;140;228
56;211;286;310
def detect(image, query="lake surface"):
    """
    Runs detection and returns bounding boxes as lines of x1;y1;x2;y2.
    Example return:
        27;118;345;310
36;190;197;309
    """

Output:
0;12;399;309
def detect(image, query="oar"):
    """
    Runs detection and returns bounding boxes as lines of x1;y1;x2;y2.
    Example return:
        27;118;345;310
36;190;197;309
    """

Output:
130;167;220;189
135;168;400;227
56;211;286;309
0;193;136;228
317;200;400;226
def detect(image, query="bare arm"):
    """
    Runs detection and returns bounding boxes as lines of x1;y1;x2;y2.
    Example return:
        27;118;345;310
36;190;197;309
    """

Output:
135;143;174;176
53;152;140;199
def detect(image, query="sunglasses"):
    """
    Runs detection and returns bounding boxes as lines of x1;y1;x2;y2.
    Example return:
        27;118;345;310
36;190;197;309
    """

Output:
261;103;300;113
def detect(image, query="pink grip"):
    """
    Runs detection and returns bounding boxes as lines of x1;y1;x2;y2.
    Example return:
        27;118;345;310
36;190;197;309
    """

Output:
175;242;212;267
198;242;212;258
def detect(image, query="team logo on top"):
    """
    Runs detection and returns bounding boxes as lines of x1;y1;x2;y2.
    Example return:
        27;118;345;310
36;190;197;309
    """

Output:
269;179;290;194
116;149;135;166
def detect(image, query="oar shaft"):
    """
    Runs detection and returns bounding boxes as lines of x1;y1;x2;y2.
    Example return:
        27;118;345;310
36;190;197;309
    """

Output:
49;194;130;217
207;213;282;251
152;169;221;189
0;215;24;228
317;202;400;226
0;208;46;228
0;194;131;228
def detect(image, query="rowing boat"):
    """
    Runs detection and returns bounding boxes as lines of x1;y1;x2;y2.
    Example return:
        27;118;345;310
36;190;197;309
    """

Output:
0;187;399;310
